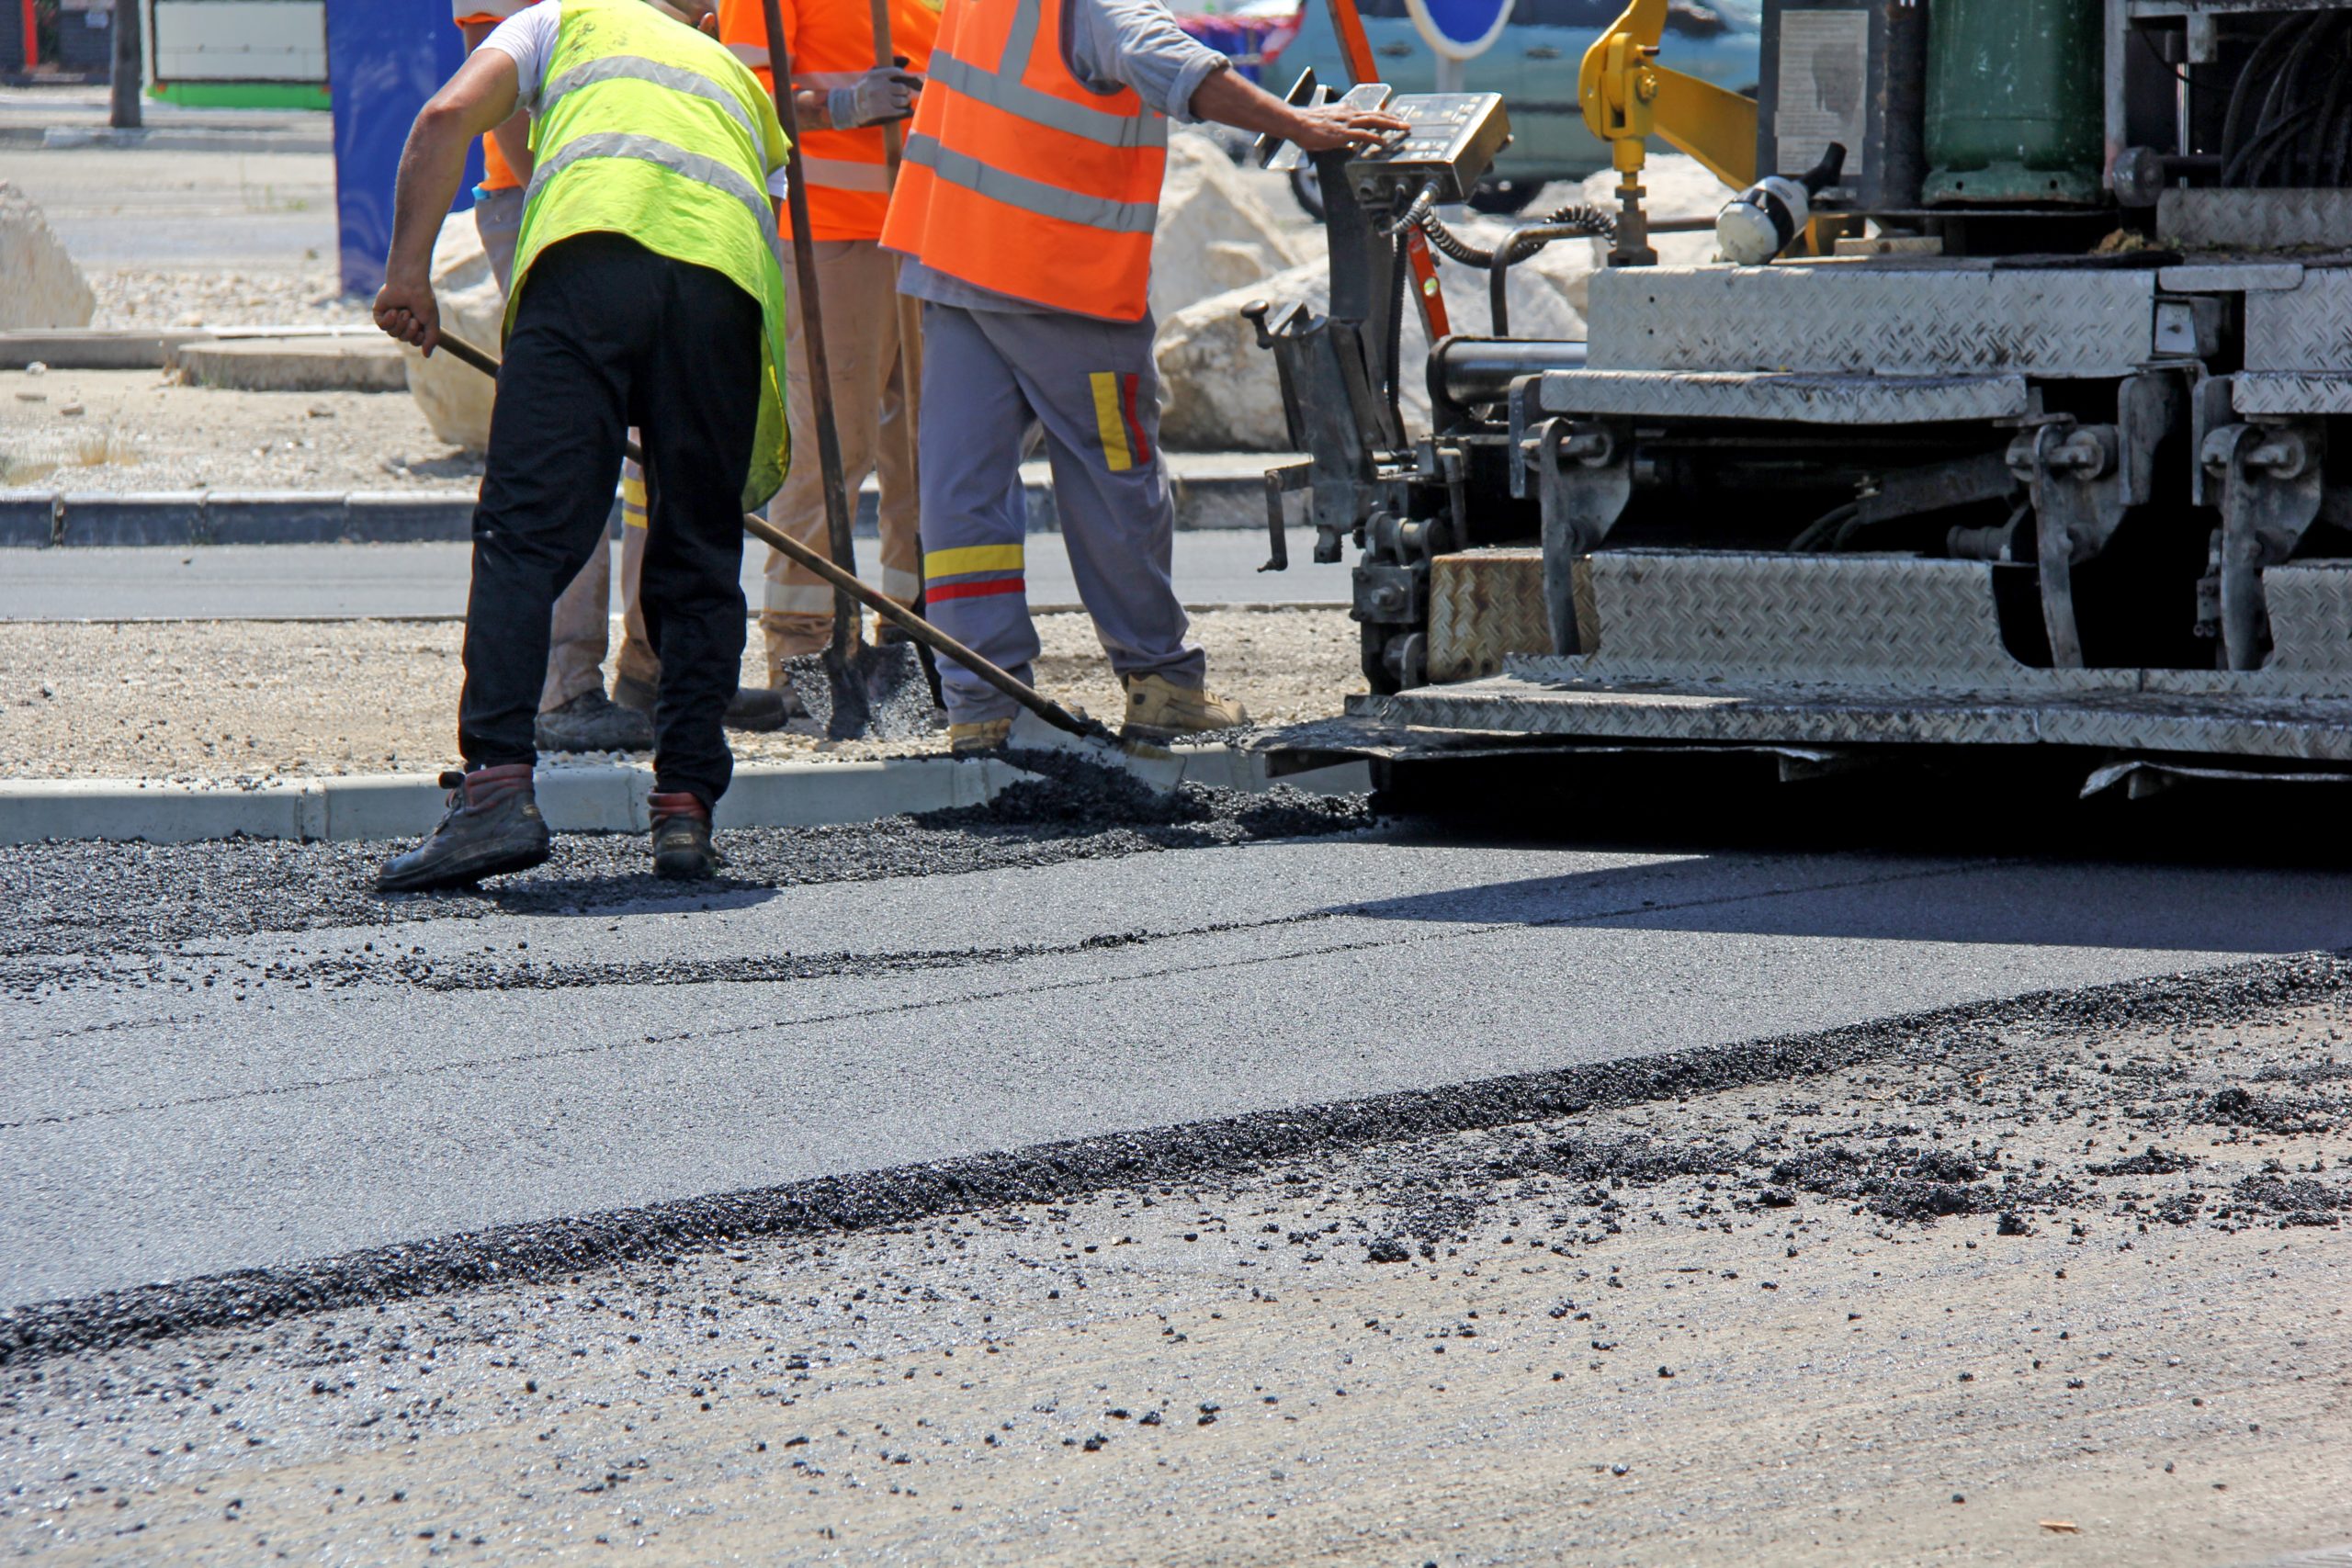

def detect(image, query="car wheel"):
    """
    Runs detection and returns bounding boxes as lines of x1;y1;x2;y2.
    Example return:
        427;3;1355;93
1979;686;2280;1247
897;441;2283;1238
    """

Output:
1467;179;1545;217
1289;164;1327;224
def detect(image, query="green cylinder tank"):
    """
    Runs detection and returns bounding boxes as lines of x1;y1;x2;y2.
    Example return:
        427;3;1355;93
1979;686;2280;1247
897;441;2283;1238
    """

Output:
1923;0;2105;204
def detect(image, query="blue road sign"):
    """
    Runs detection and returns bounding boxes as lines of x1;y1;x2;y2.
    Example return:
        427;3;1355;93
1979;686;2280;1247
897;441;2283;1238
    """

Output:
1404;0;1514;61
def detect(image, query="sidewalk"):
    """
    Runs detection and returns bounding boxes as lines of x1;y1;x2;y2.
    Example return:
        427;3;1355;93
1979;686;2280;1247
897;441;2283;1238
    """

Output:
0;84;329;152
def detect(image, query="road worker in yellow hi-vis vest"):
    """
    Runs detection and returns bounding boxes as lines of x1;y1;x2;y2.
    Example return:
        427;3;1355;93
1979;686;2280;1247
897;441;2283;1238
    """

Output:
879;0;1403;752
373;0;794;888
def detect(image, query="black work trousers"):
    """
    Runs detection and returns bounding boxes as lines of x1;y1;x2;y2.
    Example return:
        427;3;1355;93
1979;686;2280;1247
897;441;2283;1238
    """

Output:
458;232;762;808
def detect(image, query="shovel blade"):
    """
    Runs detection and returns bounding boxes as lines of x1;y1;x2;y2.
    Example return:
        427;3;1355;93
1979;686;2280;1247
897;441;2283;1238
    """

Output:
778;643;942;742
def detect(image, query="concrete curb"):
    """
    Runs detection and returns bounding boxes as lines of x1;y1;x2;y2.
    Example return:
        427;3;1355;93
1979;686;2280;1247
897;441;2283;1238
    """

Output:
0;747;1371;847
0;469;1288;545
2;325;379;371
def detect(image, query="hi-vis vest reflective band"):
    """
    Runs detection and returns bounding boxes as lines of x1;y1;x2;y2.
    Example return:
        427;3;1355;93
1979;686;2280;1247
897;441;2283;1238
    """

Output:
512;0;796;510
878;0;1168;321
718;0;941;243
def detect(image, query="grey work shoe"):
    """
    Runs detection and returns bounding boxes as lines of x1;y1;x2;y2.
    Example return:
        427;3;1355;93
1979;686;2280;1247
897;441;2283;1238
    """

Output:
614;672;802;733
649;790;725;880
535;688;653;753
376;764;551;892
725;684;799;732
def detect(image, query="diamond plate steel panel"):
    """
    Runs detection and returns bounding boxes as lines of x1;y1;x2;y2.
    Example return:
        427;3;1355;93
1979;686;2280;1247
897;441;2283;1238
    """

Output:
2158;187;2352;252
2232;372;2352;416
2264;564;2352;677
1534;370;2030;424
1588;265;2156;377
1356;677;2352;762
1427;548;1547;683
1575;551;2027;683
2245;269;2352;372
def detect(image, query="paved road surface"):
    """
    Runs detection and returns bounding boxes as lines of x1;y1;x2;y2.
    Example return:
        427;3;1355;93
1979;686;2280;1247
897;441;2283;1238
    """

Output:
8;830;2351;1309
0;531;1350;618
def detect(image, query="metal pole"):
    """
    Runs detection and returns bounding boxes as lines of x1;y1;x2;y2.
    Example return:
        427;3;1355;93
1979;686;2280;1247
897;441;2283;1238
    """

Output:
109;0;142;129
758;0;864;662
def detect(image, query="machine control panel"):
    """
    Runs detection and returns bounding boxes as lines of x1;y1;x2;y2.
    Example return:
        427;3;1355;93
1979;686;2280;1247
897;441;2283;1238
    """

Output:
1344;91;1511;206
1262;79;1510;208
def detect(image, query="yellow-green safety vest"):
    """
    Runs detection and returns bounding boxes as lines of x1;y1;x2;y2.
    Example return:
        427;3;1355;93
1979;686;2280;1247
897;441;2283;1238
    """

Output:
512;0;793;510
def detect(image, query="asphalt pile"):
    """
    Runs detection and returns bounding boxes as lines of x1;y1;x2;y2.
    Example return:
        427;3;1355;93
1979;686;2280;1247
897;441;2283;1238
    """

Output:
0;752;1373;973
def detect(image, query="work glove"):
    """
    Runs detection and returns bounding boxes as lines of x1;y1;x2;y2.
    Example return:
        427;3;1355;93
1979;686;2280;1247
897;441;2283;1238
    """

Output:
828;66;922;129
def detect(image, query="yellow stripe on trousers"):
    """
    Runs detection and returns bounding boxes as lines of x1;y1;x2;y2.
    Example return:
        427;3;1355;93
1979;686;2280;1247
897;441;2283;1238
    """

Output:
924;543;1025;580
1090;372;1132;472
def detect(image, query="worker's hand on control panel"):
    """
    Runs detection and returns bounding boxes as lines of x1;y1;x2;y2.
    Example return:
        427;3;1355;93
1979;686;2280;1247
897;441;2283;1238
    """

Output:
374;270;442;357
1286;105;1409;153
829;67;924;130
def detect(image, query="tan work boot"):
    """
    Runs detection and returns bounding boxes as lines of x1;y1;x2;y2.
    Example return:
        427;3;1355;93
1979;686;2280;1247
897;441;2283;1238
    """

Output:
1122;673;1250;740
948;717;1013;756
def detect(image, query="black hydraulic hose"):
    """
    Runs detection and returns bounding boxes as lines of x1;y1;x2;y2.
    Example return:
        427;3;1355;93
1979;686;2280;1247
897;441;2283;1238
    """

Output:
1415;201;1618;268
2221;14;2301;175
1382;179;1442;239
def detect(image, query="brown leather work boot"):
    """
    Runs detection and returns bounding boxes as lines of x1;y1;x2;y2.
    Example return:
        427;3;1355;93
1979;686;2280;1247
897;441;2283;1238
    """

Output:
649;790;725;880
376;764;551;893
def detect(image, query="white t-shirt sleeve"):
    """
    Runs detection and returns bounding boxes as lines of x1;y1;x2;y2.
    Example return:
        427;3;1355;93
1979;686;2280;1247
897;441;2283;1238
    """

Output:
479;2;562;115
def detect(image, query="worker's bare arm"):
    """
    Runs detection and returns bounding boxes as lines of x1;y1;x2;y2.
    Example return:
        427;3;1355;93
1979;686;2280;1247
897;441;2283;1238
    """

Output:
374;49;524;356
1187;68;1407;152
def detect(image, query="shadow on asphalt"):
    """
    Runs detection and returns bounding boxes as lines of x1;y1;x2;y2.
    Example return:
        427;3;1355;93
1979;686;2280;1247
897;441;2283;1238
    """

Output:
1364;747;2352;874
1334;859;2351;954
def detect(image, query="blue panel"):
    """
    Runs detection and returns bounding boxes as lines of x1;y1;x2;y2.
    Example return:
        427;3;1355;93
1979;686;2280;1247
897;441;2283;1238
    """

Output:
1408;0;1513;55
327;0;483;297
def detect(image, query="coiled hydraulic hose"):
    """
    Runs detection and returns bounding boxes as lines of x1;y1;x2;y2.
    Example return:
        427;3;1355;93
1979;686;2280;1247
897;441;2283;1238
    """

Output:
1410;201;1619;334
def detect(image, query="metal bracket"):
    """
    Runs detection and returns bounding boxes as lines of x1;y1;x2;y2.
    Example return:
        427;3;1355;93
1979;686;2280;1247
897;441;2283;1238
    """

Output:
1532;418;1633;656
1260;459;1312;572
2009;372;2185;667
2204;420;2326;671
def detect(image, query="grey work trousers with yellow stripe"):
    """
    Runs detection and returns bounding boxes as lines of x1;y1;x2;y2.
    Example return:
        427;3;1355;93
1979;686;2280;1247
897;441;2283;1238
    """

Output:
915;300;1204;726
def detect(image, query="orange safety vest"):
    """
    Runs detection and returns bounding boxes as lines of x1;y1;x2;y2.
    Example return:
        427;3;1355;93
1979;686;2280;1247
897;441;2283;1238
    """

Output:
878;0;1167;321
719;0;941;243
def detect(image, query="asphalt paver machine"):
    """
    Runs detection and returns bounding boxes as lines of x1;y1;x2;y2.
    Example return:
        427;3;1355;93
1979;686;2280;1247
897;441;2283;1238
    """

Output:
1250;0;2352;802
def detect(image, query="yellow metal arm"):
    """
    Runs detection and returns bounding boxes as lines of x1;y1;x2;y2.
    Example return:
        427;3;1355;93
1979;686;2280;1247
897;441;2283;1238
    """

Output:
1578;0;1757;191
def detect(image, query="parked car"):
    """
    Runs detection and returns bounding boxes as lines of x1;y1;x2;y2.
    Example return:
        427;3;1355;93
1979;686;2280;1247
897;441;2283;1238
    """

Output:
1265;0;1758;217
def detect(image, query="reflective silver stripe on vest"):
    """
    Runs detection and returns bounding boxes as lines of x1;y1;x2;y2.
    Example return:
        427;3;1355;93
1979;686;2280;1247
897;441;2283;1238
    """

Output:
529;130;784;264
541;53;765;153
800;154;893;193
925;50;1164;149
902;131;1155;233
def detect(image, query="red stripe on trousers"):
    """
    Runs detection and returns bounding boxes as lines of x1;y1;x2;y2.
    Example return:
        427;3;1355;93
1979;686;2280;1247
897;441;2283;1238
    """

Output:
926;577;1027;602
1119;374;1153;467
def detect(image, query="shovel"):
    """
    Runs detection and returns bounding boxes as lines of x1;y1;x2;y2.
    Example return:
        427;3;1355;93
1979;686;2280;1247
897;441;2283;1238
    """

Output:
431;330;1127;756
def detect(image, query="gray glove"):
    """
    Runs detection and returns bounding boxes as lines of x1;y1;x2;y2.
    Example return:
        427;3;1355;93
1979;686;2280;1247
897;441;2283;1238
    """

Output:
827;67;922;130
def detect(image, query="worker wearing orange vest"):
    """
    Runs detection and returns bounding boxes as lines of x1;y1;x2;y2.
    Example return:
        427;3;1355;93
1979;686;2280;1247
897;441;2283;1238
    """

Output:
451;0;796;754
878;0;1402;750
718;0;938;678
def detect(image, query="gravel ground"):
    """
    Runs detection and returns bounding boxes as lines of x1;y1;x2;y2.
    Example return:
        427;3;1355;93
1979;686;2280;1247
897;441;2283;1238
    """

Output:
0;366;467;494
86;267;368;333
2;956;2346;1565
0;608;1361;781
